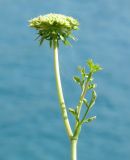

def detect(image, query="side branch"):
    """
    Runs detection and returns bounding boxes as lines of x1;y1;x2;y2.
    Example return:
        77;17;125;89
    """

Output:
76;80;89;117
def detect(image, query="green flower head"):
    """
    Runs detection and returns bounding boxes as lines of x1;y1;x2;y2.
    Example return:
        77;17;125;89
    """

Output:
29;13;79;46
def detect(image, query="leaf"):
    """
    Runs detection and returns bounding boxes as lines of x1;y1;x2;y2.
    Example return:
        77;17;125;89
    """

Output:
83;116;96;123
77;66;86;78
89;90;97;109
87;59;94;71
49;39;53;48
81;68;86;79
69;108;79;122
64;40;72;46
92;90;97;99
87;59;103;73
93;64;103;72
69;34;77;41
35;34;40;41
88;83;96;90
80;80;85;89
83;98;89;108
39;37;44;45
87;72;92;82
73;76;81;84
60;35;65;42
57;40;59;48
77;66;82;72
69;108;75;116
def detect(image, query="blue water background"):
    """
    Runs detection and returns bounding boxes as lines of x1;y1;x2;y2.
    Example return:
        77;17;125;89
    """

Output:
0;0;130;160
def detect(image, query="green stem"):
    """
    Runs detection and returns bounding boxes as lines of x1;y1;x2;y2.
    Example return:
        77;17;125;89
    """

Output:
80;107;89;124
74;80;89;130
53;39;73;140
77;80;89;117
74;73;92;137
71;140;77;160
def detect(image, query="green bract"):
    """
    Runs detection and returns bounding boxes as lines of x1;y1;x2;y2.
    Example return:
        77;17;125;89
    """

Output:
29;13;79;46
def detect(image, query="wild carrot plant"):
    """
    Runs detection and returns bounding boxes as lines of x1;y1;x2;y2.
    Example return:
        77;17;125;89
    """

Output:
29;13;102;160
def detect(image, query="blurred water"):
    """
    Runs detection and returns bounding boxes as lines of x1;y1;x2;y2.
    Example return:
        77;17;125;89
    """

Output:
0;0;130;160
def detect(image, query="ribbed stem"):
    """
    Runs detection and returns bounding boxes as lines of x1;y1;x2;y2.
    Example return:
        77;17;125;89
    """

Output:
71;140;77;160
53;39;73;140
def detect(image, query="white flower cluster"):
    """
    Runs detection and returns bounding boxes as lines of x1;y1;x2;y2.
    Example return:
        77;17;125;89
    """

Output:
29;13;79;46
29;13;79;31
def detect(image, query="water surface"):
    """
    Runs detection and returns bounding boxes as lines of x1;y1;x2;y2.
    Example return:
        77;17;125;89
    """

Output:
0;0;130;160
